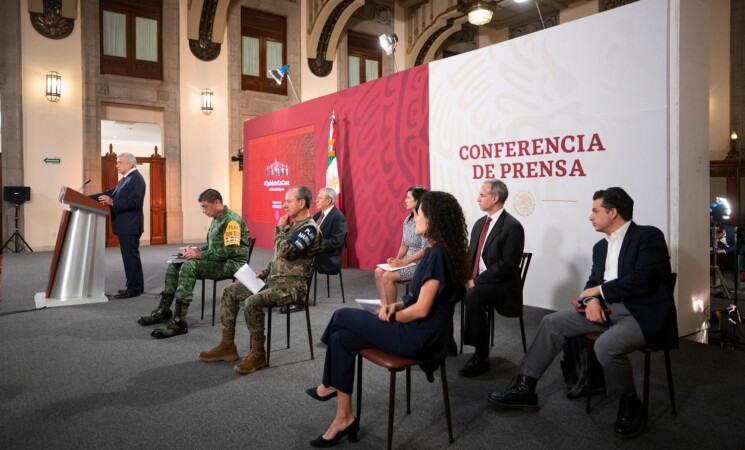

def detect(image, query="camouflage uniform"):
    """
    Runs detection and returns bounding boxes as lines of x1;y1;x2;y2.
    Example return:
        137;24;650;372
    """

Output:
220;216;322;341
164;206;249;304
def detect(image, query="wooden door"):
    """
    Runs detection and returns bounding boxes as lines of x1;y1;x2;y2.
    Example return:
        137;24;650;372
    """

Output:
101;151;167;246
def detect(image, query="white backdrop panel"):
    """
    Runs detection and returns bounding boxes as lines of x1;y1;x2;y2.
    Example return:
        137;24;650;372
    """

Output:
429;0;670;311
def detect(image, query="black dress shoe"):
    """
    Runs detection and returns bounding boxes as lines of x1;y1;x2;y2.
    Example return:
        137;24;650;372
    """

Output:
117;289;126;294
305;387;337;402
614;394;643;439
115;290;141;299
458;353;491;377
309;418;359;447
488;374;539;410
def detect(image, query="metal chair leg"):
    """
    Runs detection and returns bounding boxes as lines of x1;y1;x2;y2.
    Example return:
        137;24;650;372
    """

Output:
305;299;314;360
643;352;651;432
440;362;454;443
664;349;677;415
519;314;527;354
266;307;272;366
313;271;318;306
200;280;206;320
406;367;412;414
339;270;346;303
286;304;291;349
459;301;465;355
387;370;396;450
326;274;331;297
211;280;218;326
356;355;363;420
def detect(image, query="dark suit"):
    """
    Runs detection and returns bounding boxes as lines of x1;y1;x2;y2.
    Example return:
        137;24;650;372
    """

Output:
463;209;525;356
520;221;677;396
91;169;146;293
313;207;347;275
586;222;678;350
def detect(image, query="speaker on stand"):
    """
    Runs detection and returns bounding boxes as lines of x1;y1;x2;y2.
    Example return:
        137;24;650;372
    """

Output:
2;186;33;253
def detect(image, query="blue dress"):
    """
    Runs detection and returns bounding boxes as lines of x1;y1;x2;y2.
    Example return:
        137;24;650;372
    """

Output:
321;245;464;393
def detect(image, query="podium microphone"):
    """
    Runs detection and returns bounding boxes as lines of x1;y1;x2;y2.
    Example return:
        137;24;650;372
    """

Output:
78;179;91;192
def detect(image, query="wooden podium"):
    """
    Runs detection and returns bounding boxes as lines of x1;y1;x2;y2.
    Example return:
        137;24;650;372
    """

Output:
35;187;111;308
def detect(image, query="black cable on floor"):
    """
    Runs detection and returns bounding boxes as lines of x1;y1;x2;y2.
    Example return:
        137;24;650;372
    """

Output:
0;306;47;317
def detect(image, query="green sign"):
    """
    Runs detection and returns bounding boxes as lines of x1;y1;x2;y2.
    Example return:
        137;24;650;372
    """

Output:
43;157;61;164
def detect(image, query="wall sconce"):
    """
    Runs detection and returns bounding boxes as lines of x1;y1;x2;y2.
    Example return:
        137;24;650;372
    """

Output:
728;131;739;159
467;2;495;26
46;71;61;102
201;88;213;115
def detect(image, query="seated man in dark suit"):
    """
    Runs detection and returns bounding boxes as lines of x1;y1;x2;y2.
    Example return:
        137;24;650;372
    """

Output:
488;187;678;439
281;187;347;313
313;187;347;276
459;179;525;377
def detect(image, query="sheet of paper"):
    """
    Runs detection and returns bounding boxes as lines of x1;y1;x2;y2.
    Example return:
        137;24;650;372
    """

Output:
234;264;265;294
376;262;416;272
167;257;186;264
355;298;382;314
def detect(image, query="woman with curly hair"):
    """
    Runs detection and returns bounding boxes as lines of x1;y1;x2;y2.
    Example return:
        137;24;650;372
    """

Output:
306;191;469;447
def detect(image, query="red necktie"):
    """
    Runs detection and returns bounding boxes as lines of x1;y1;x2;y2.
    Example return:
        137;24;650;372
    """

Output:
473;216;492;279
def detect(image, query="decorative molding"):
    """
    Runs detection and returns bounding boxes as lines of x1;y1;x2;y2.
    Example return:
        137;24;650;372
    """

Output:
97;83;109;95
157;90;169;101
189;39;221;61
509;13;558;39
307;0;355;77
450;23;477;44
29;0;74;40
189;0;221;61
352;2;392;25
415;18;456;67
599;0;638;13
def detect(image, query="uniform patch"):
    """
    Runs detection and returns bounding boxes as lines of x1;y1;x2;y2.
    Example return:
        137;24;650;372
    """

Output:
224;221;241;246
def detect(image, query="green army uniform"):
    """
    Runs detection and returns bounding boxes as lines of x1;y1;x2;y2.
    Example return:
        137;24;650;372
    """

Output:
200;216;323;373
141;206;249;338
163;206;249;302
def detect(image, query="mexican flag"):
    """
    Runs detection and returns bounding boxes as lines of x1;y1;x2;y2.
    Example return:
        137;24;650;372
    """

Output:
326;112;340;202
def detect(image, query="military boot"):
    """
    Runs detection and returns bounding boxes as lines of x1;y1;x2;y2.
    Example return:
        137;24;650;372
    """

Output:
234;335;267;374
151;300;189;339
199;329;239;362
137;292;174;326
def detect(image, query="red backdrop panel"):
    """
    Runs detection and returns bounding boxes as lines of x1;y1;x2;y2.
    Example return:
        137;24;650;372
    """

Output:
243;65;430;270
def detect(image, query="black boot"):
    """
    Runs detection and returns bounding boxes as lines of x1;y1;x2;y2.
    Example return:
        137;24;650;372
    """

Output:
151;300;189;339
614;394;643;439
137;292;174;326
488;374;539;411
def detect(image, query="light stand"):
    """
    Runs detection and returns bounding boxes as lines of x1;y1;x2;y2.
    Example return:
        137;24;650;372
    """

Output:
2;201;33;253
731;131;742;348
268;65;299;103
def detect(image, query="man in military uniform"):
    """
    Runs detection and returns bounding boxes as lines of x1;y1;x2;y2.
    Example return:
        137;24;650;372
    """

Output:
139;188;249;339
199;185;323;374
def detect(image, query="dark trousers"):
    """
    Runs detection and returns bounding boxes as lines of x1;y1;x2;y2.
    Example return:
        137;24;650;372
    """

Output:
463;284;508;357
321;308;423;394
118;233;144;293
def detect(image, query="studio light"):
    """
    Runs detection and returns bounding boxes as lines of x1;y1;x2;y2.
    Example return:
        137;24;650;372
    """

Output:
378;33;398;56
468;2;495;26
46;71;61;102
201;88;213;115
710;197;731;222
268;64;299;103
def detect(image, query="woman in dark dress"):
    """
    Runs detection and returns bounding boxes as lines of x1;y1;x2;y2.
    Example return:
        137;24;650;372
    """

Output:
307;191;470;447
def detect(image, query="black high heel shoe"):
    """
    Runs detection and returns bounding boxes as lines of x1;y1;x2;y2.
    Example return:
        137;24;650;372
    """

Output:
306;386;338;402
309;418;359;448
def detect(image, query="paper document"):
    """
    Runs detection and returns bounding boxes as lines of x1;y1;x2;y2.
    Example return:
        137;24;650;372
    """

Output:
167;257;186;264
376;262;416;272
355;299;382;314
234;264;265;294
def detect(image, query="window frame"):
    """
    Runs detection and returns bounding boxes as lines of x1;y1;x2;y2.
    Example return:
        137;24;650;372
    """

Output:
100;0;163;81
347;30;382;88
241;7;287;95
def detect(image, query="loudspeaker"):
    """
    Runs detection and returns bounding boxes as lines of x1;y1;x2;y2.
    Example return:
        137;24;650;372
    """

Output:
3;186;31;204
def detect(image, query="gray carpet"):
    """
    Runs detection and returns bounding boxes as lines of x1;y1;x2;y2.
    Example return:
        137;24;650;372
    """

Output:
1;245;744;449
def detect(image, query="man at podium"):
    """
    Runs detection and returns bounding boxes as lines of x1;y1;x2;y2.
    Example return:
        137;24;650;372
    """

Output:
90;153;146;298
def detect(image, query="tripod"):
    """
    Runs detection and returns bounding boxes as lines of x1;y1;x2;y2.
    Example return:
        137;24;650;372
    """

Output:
711;224;732;299
2;202;33;253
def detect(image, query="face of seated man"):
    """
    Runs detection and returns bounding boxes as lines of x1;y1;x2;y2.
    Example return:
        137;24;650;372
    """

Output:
316;191;332;212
